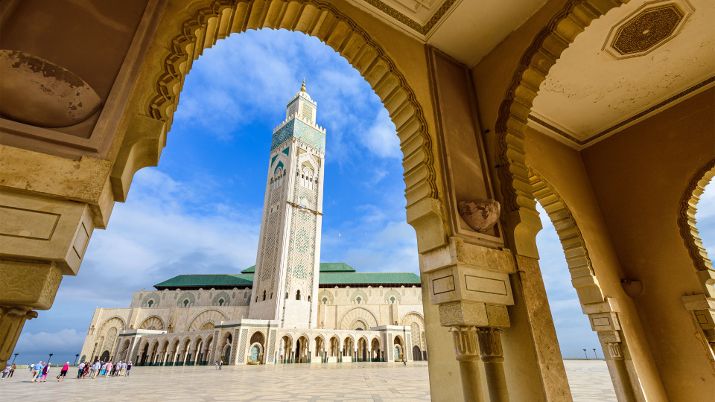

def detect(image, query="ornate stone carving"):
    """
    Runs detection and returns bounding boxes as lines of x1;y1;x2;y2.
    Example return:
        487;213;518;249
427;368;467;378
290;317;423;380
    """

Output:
606;2;691;59
607;342;624;359
139;0;438;218
476;327;503;361
0;50;100;128
449;326;479;361
678;160;714;276
495;0;627;238
0;306;38;367
458;199;500;232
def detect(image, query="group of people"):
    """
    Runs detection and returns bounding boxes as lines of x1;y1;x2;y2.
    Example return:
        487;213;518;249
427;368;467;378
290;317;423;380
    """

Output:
29;361;56;382
1;363;16;378
6;359;135;382
76;360;133;379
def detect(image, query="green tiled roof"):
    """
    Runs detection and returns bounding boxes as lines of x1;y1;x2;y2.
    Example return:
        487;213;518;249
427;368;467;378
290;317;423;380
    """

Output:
154;274;254;290
154;265;419;290
240;262;355;274
318;272;420;286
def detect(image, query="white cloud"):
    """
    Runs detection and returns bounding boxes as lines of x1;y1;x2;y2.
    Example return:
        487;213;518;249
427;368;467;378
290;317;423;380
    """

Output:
361;109;401;159
68;168;261;305
15;329;84;358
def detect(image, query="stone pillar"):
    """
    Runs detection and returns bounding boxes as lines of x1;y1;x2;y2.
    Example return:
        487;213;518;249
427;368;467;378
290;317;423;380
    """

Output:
0;186;97;367
422;238;515;402
450;326;485;402
477;327;509;402
585;298;641;402
682;294;715;359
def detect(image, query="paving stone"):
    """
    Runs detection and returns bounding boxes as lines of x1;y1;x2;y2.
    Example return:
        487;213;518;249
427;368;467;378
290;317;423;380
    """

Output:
0;360;615;401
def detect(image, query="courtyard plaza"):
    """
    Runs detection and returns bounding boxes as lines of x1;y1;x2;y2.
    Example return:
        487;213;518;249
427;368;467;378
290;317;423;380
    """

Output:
0;360;614;401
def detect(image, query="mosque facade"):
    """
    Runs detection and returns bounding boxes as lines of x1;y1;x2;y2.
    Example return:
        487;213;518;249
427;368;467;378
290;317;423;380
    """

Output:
78;85;426;366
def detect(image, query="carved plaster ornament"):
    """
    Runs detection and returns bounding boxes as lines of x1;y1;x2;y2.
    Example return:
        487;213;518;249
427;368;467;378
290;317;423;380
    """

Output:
0;50;100;127
458;199;501;232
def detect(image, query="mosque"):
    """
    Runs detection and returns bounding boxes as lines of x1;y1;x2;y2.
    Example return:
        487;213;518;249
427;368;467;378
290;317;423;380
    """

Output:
78;84;427;366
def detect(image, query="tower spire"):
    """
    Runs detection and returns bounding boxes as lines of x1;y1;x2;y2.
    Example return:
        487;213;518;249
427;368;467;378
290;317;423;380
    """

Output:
301;79;307;93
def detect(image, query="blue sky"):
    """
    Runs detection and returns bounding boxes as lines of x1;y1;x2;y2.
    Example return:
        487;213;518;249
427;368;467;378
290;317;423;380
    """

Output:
13;30;715;365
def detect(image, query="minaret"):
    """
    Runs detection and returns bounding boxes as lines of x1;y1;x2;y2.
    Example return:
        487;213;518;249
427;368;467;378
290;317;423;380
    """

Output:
249;82;325;328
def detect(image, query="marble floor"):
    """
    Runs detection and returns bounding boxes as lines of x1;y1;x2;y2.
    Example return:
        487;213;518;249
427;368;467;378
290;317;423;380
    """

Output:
0;360;615;401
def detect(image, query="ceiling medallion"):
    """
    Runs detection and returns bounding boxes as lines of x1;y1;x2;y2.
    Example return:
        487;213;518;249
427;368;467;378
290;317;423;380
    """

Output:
604;0;693;59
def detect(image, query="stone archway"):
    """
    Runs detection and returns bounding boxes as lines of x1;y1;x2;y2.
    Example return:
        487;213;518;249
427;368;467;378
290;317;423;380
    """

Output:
114;0;440;224
679;160;715;361
495;0;629;249
530;171;639;399
339;307;378;330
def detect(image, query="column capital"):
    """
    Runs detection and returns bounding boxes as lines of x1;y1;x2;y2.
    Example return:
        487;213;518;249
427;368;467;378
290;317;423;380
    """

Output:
449;326;479;362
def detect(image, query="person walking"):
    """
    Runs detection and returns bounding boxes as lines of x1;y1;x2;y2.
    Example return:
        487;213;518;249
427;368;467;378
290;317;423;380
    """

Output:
77;362;85;379
31;361;43;382
126;361;132;376
9;363;16;378
91;360;100;379
57;362;69;382
39;362;49;382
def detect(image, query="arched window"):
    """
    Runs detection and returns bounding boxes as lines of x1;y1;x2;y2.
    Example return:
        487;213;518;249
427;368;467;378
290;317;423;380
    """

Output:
183;299;189;308
285;292;288;299
262;290;266;301
218;298;225;306
147;300;154;308
389;296;396;305
355;296;362;305
296;290;301;300
322;297;328;305
308;295;311;302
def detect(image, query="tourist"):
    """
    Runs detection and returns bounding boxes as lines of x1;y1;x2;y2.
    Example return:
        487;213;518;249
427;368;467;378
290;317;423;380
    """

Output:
91;360;101;379
82;362;90;378
77;361;85;378
31;361;43;382
126;361;132;376
57;362;69;382
9;363;16;378
218;359;223;370
1;365;9;379
39;362;49;382
105;361;113;377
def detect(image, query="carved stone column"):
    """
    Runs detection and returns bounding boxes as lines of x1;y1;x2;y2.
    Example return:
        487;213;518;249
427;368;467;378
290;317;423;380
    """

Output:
422;238;516;402
585;298;638;402
0;188;95;367
477;327;509;402
450;326;485;402
0;306;38;366
682;294;715;359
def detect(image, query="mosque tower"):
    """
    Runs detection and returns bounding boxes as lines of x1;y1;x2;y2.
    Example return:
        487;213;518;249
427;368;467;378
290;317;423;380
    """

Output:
249;82;326;328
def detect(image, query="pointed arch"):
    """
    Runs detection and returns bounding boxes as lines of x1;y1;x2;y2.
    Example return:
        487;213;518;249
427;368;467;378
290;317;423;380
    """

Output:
494;0;628;243
339;307;378;330
529;173;605;304
188;310;228;331
114;0;439;214
679;159;715;277
139;315;165;330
